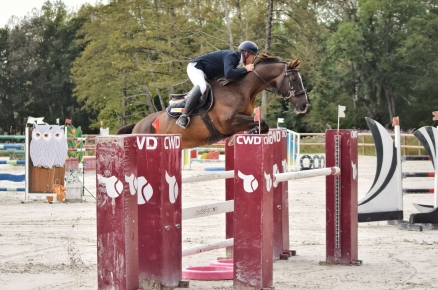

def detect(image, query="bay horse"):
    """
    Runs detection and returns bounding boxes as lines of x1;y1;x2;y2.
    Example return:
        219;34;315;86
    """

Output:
116;55;309;149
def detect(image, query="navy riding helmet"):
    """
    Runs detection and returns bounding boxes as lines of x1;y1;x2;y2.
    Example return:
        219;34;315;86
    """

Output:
238;41;259;55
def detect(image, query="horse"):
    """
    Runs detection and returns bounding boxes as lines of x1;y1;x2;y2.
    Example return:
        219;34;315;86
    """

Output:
116;54;309;149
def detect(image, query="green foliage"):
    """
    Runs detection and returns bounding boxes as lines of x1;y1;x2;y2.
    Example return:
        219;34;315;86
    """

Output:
305;0;438;131
2;0;438;134
66;125;84;162
0;0;94;133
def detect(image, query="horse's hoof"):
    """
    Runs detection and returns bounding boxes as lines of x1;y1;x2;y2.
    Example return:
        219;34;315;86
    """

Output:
246;127;259;134
176;116;190;129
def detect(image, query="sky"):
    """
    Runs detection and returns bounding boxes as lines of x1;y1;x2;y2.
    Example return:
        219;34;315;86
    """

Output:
0;0;100;28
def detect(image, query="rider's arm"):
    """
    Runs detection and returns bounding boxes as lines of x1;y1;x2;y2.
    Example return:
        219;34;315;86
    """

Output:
223;52;248;79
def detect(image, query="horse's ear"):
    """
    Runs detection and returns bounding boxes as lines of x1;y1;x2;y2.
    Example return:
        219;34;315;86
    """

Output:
289;59;304;69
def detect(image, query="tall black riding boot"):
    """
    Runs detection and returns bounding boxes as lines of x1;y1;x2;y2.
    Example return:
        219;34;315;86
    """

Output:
176;85;202;129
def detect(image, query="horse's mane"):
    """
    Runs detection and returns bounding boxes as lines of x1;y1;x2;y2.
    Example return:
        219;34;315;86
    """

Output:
253;54;282;65
253;54;304;70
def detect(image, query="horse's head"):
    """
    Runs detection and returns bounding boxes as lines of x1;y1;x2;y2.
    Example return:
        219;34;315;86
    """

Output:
277;59;309;114
253;55;309;114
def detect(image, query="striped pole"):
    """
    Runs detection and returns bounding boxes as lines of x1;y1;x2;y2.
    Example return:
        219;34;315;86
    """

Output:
402;155;430;161
402;172;435;178
0;136;25;140
0;173;25;182
0;187;25;191
403;188;434;194
0;160;25;165
0;144;25;150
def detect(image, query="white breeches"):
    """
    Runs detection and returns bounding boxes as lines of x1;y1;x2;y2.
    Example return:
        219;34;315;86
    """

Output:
187;62;207;94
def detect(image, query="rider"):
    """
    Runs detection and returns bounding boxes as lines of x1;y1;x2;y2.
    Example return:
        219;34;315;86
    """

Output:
176;41;259;129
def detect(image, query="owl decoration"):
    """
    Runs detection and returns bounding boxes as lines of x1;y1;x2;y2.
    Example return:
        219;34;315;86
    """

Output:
30;124;55;168
30;124;45;167
51;125;68;167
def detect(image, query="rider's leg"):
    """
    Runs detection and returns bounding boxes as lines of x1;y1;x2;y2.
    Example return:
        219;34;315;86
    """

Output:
176;63;207;128
176;85;202;128
186;62;207;94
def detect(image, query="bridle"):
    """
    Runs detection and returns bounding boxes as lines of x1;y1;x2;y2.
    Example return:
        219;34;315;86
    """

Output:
252;62;307;100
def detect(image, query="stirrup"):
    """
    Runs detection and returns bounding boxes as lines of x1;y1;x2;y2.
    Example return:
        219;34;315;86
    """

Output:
176;115;190;129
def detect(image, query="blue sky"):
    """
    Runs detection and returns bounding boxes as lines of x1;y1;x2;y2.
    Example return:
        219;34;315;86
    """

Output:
0;0;102;28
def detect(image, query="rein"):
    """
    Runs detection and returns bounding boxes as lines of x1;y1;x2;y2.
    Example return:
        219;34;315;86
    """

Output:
252;63;306;100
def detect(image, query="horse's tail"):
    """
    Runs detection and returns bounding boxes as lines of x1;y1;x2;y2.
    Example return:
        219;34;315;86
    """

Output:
115;123;136;135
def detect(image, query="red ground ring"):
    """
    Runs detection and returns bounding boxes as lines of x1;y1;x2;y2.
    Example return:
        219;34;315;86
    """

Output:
182;265;233;280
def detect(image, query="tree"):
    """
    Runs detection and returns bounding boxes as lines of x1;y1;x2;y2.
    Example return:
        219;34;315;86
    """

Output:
0;27;15;134
2;1;92;132
309;0;438;130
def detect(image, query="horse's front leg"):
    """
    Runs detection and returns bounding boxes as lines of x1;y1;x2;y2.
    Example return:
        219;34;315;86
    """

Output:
231;113;270;134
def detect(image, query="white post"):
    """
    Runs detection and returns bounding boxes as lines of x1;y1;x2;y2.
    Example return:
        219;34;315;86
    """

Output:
24;126;30;202
393;117;404;211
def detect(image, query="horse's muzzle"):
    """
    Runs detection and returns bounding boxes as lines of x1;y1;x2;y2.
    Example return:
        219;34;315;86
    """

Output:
296;102;310;114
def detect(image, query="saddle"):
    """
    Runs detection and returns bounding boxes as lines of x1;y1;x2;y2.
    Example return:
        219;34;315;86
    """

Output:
166;85;214;118
166;82;232;145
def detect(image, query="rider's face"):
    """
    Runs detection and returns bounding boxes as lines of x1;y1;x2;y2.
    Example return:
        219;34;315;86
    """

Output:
245;53;256;65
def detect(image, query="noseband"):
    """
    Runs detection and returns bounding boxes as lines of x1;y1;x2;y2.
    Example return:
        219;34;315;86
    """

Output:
252;63;307;100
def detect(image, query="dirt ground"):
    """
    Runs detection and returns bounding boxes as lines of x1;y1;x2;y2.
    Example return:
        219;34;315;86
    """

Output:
1;155;438;290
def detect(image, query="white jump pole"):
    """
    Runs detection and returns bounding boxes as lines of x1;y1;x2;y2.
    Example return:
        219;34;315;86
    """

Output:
274;166;340;183
182;200;234;220
182;170;234;183
182;239;234;257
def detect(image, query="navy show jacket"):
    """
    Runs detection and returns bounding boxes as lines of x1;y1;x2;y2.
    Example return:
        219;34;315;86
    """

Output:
190;50;248;80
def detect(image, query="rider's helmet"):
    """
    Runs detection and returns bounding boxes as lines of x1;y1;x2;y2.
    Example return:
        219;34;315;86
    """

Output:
238;41;258;55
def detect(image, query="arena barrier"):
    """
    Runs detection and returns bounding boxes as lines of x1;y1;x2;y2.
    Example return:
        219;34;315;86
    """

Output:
358;117;438;224
0;135;25;140
402;153;435;194
180;129;293;262
0;136;26;192
224;129;293;261
0;120;69;202
181;129;301;170
0;173;25;191
408;126;438;224
0;143;26;156
96;129;359;289
358;117;403;222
